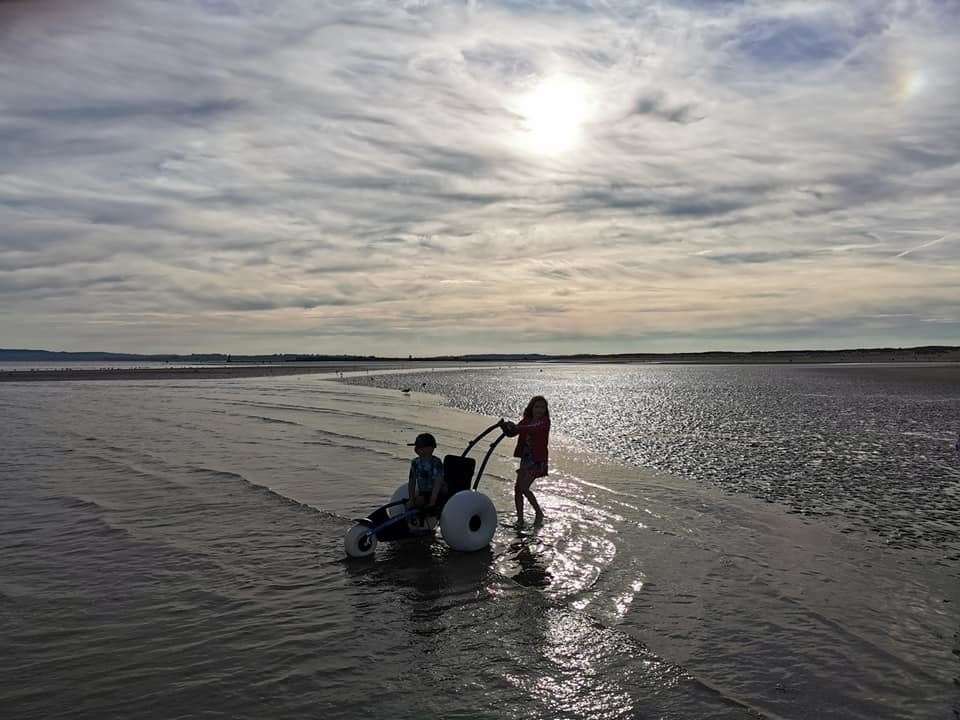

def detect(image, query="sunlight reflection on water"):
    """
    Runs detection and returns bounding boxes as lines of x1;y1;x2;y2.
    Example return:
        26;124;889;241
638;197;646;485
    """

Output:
348;364;960;558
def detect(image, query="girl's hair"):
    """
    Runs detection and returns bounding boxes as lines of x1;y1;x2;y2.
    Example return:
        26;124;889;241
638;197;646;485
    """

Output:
522;395;549;421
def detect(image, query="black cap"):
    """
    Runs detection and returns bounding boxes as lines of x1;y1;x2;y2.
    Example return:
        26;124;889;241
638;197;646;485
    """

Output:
408;432;437;448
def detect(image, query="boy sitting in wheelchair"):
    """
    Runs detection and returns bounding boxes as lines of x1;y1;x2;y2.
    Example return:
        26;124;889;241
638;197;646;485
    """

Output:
407;433;447;527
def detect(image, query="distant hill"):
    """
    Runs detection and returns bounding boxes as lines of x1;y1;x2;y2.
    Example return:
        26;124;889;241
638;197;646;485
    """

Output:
0;349;559;363
0;349;377;363
2;346;958;364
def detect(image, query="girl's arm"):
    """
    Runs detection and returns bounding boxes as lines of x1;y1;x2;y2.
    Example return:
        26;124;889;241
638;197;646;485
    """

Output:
514;416;549;431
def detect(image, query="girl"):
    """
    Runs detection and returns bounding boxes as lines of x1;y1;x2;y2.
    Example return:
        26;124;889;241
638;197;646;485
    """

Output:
502;395;550;526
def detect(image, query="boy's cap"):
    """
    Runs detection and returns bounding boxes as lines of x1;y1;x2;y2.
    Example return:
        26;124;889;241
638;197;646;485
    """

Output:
408;432;437;448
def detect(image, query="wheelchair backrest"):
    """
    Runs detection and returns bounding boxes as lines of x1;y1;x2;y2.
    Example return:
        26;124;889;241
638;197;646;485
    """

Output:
443;455;475;494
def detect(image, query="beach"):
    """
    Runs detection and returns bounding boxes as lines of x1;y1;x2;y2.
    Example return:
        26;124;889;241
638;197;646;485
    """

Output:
2;366;958;719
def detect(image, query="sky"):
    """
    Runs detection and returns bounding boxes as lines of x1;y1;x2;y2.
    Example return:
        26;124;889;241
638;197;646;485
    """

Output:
1;0;958;355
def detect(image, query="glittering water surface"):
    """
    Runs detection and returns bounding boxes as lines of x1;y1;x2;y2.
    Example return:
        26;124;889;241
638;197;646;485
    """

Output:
347;364;960;558
2;369;958;719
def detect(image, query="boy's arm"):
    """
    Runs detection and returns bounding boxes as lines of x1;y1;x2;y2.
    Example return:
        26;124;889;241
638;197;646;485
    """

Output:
428;459;443;506
430;463;443;507
408;462;417;504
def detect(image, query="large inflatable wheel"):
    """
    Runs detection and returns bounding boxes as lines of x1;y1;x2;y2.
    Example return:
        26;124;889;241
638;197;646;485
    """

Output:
440;491;497;552
386;484;409;518
344;525;378;558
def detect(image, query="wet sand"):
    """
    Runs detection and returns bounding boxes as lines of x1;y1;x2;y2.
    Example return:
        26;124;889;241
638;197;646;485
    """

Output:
0;364;387;382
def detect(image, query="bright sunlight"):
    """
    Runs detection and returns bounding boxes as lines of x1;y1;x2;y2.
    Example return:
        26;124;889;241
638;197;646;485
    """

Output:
514;75;592;155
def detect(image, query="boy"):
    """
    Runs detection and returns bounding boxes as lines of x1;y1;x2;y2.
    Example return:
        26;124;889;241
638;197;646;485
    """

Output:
407;432;446;511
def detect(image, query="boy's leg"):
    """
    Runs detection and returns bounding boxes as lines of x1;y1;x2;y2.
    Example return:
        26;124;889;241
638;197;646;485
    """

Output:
408;494;427;528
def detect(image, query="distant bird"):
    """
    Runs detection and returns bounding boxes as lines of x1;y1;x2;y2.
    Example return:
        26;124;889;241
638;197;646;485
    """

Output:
401;387;411;393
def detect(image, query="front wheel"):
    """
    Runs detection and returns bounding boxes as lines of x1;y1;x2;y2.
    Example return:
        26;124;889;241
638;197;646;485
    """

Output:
440;491;497;552
344;524;378;558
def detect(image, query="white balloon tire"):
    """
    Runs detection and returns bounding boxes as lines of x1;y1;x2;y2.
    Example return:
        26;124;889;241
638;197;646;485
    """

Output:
344;525;378;558
440;491;497;552
386;484;409;518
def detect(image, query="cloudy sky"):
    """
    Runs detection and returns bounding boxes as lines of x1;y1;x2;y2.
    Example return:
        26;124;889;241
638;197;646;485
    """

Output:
1;0;958;355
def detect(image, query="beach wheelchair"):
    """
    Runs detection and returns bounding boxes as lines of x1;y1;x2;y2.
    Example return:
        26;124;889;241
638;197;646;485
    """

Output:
343;420;512;558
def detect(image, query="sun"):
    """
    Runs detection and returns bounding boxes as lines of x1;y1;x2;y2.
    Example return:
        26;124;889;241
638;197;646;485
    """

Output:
514;76;591;155
896;67;929;102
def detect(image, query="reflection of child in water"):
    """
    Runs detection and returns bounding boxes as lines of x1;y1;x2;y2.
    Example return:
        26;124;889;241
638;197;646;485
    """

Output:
512;541;552;589
407;432;445;511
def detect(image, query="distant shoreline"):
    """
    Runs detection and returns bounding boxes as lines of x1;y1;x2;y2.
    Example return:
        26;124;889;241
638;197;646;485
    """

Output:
1;345;958;368
1;354;958;382
579;355;960;364
0;364;385;383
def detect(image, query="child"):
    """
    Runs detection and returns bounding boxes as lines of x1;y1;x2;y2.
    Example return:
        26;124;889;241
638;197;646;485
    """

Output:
501;395;550;526
407;432;446;512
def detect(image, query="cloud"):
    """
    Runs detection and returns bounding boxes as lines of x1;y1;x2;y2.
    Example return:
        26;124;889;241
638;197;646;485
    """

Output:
703;250;816;264
734;16;857;67
631;93;702;125
0;0;958;353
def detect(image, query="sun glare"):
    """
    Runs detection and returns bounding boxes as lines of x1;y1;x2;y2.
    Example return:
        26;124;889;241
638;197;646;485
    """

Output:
897;68;929;101
514;76;591;155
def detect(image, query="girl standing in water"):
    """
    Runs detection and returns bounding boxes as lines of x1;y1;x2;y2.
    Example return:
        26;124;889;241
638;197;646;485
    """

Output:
501;395;550;526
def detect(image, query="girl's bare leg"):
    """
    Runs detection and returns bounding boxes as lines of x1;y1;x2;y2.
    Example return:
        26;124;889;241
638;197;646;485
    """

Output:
515;469;531;524
524;488;544;522
516;472;544;524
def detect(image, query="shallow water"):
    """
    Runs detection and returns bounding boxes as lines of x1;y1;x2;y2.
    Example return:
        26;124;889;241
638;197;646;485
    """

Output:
1;369;958;719
347;364;960;559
